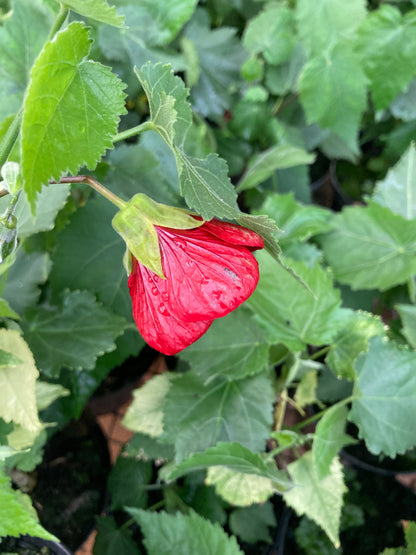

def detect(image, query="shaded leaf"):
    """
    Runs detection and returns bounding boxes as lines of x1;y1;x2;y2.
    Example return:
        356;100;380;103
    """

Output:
229;502;276;544
397;304;416;349
94;516;141;555
58;0;124;26
349;336;416;457
108;457;152;510
318;202;416;290
21;290;127;376
129;508;243;555
22;22;126;209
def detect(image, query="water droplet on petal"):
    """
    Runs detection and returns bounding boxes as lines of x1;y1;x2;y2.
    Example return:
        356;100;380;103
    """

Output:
154;276;160;282
158;303;170;316
151;287;159;295
147;276;154;283
173;237;187;249
162;292;169;302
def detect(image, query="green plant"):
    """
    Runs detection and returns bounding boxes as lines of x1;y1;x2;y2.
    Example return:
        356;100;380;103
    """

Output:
0;0;416;553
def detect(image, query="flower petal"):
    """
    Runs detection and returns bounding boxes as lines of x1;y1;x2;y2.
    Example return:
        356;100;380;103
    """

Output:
156;225;260;321
202;219;264;250
128;259;213;355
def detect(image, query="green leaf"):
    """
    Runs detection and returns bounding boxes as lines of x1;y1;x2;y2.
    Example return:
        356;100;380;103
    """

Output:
3;250;50;316
108;456;152;511
349;336;416;457
35;381;70;412
0;349;22;367
390;78;416;122
179;309;269;382
294;370;318;408
0;329;41;431
206;467;275;507
184;9;247;118
318;202;416;290
299;43;367;152
283;453;346;548
397;304;416;348
257;192;332;244
243;5;296;65
326;310;385;380
21;290;127;376
356;5;416;110
0;298;19;320
0;465;57;541
162;372;275;462
229;502;276;544
162;442;290;489
247;252;344;351
21;22;126;210
127;508;243;555
372;143;416;220
313;404;355;480
123;374;171;438
94;517;141;555
177;151;239;220
0;0;54;121
57;0;124;27
236;212;282;262
49;196;132;320
135;62;192;148
125;432;174;462
236;145;315;193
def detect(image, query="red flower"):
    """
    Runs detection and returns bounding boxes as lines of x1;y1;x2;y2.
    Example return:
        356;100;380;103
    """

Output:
128;219;264;355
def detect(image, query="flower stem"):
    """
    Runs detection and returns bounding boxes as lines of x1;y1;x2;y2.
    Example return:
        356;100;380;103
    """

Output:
113;121;156;143
53;176;127;209
47;4;69;41
0;108;23;170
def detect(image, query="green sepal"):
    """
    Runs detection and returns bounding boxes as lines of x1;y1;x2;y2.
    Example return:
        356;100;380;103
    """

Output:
112;194;204;277
1;162;22;195
0;214;18;263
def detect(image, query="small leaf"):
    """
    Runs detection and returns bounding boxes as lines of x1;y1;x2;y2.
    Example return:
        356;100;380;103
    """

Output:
318;202;416;291
372;143;416;220
349;336;416;457
57;0;124;27
357;5;416;109
0;329;41;431
21;290;127;376
35;381;70;412
247;252;344;351
179;309;269;382
0;466;57;541
127;508;243;555
397;304;416;348
108;457;152;511
0;298;19;320
162;442;290;490
162;372;275;462
94;517;141;555
313;404;355;479
206;467;275;507
22;22;126;210
123;374;171;438
283;453;346;547
236;145;315;193
299;43;367;153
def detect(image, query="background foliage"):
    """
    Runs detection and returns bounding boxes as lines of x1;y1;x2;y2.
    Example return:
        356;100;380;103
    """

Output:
0;0;416;553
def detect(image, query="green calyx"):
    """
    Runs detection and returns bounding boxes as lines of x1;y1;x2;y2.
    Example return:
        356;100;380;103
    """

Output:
112;194;204;277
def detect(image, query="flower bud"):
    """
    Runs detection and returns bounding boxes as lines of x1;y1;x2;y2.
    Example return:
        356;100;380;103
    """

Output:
0;213;18;263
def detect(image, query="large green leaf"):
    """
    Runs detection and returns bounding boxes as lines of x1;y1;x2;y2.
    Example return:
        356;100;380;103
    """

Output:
318;202;416;290
21;290;127;376
0;0;54;121
397;304;416;348
162;442;290;489
3;250;50;317
247;251;344;351
326;310;385;380
236;146;315;193
0;329;41;431
162;371;275;462
356;5;416;109
128;508;243;555
372;143;416;220
349;336;416;457
108;456;152;511
21;22;126;210
283;453;346;548
94;517;141;555
183;9;247;118
0;466;57;541
179;309;269;382
296;0;366;55
299;43;367;152
243;5;296;65
57;0;124;26
49;196;132;319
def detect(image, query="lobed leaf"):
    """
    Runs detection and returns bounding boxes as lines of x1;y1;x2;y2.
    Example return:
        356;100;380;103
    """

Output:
57;0;124;27
21;22;126;211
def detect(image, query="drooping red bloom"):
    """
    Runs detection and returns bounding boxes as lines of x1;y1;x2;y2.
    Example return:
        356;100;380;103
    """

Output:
128;219;264;355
